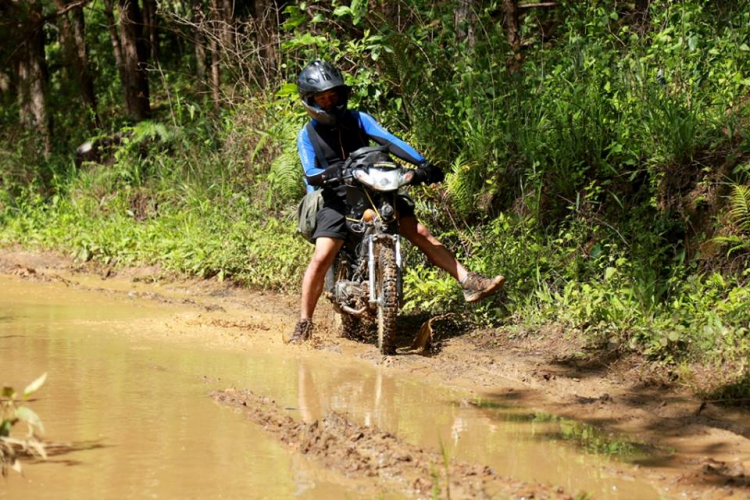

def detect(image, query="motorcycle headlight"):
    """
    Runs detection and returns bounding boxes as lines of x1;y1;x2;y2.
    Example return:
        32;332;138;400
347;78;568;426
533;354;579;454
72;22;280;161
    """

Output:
353;168;413;192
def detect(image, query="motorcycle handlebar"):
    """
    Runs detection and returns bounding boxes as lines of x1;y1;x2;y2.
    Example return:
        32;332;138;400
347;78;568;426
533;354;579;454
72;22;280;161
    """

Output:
321;166;353;186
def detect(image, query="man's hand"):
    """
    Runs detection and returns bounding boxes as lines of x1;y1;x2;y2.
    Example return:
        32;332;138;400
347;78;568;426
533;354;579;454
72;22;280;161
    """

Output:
412;162;444;185
321;165;344;184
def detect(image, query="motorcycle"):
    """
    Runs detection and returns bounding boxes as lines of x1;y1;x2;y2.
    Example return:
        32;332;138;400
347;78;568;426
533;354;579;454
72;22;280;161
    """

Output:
322;146;416;355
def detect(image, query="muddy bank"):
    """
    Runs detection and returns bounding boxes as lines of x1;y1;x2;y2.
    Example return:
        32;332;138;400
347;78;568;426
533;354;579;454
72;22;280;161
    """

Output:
1;247;749;499
212;388;571;500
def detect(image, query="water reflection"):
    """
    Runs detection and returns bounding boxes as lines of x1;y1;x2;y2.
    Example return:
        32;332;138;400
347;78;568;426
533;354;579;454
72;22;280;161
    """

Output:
278;357;663;500
0;278;366;500
297;360;321;423
1;277;665;500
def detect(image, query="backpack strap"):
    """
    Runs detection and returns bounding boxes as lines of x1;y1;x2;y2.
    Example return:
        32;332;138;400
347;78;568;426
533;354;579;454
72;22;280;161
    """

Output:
305;122;329;170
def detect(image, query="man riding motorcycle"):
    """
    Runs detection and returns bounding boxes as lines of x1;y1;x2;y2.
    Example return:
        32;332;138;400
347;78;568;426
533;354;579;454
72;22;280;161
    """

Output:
287;60;505;344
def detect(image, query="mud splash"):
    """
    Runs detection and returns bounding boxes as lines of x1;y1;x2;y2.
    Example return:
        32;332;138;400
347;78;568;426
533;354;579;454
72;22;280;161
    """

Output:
211;388;571;500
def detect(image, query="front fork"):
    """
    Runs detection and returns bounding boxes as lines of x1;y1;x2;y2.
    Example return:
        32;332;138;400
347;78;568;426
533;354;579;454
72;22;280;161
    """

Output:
368;234;403;308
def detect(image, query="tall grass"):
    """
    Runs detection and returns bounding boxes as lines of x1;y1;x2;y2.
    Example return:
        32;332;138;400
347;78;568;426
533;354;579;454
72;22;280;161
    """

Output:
1;0;749;389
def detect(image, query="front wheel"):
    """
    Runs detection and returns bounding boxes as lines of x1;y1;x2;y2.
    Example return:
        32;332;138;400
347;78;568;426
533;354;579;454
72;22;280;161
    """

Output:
375;243;399;355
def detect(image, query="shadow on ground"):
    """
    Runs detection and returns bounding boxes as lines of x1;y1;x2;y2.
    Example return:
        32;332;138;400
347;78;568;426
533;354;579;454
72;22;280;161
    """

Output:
23;440;110;467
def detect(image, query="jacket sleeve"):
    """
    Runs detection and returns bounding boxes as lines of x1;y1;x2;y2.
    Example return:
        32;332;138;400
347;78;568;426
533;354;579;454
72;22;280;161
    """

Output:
297;125;325;192
357;112;425;165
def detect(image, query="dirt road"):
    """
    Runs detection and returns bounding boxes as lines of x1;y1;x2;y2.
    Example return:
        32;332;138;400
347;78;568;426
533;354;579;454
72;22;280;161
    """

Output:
2;248;748;499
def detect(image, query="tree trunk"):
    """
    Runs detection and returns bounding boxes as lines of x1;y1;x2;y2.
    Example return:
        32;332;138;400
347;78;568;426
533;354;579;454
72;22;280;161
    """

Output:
455;0;477;49
635;0;651;26
255;0;281;87
142;0;159;61
503;0;522;69
221;0;234;52
191;0;208;85
0;71;10;94
16;4;51;156
54;0;100;128
209;0;222;111
209;33;221;111
103;0;123;70
117;0;150;121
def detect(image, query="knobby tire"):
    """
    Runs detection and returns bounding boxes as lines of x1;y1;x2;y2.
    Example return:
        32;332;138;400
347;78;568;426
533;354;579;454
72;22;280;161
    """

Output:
375;243;399;355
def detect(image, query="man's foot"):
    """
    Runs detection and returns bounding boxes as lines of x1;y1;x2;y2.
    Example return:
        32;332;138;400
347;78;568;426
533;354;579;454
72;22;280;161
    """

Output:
462;272;505;303
286;318;313;344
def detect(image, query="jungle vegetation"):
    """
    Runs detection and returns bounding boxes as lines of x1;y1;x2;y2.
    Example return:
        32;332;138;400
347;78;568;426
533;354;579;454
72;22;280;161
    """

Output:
1;0;749;399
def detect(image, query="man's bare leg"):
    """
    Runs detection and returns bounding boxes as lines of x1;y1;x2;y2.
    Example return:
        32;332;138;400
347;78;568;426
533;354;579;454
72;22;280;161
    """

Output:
288;236;344;344
399;215;468;282
300;236;344;319
400;215;504;302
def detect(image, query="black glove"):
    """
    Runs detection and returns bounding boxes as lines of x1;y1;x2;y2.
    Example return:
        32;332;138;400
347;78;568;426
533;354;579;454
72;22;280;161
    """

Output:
426;163;445;184
322;165;344;184
411;167;429;185
412;162;444;185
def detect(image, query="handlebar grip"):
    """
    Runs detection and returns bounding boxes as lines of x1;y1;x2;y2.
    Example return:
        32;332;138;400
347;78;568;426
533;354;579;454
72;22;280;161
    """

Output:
320;165;343;185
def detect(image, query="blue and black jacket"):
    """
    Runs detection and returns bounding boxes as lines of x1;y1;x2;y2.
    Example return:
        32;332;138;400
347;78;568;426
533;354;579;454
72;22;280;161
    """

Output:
297;110;425;193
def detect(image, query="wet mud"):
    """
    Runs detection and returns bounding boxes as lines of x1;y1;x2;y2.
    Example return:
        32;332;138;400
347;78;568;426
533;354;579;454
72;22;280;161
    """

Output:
211;388;571;500
2;247;750;499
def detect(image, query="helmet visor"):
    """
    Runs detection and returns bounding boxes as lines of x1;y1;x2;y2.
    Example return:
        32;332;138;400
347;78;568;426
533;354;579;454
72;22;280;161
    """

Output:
312;88;340;110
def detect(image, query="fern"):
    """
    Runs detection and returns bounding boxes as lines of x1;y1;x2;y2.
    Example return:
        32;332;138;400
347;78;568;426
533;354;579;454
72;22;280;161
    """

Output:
712;183;750;257
130;121;174;144
266;147;303;206
712;235;750;257
264;119;305;206
728;183;750;234
379;34;413;89
446;155;482;217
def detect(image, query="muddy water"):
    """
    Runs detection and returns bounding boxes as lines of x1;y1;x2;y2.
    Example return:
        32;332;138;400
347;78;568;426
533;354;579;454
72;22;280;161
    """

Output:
0;279;377;499
1;277;664;499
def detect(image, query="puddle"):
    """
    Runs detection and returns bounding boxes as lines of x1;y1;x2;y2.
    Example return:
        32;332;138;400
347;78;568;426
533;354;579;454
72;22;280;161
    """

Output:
470;399;662;460
0;279;378;499
0;277;666;499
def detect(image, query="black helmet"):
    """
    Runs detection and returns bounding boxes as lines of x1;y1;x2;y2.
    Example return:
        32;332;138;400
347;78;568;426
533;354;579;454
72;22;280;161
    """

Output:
298;59;350;125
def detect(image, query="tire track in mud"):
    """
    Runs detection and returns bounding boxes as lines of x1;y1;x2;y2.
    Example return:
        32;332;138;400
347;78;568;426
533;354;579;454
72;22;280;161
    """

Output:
211;388;572;500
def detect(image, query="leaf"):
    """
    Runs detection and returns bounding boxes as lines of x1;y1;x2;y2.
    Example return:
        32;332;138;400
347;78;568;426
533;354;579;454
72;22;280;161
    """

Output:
604;267;617;281
2;386;14;399
281;5;306;29
728;184;750;233
0;420;12;437
15;407;44;436
280;33;327;50
411;318;433;351
27;439;47;460
275;83;298;98
333;6;352;17
24;373;47;398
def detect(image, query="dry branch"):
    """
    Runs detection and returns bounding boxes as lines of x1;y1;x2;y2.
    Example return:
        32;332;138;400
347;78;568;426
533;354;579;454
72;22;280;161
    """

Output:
518;2;557;8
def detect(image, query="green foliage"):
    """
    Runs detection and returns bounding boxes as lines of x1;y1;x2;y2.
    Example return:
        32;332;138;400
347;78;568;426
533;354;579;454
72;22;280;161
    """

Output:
728;184;750;234
2;0;750;392
1;374;47;476
532;411;648;459
264;119;306;207
712;183;750;257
